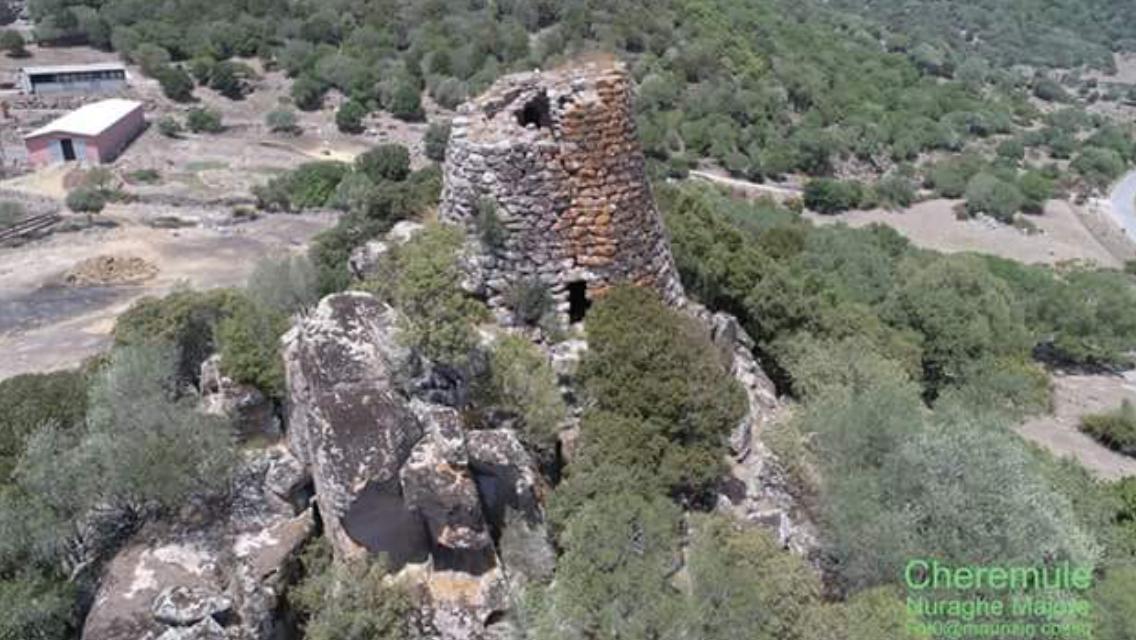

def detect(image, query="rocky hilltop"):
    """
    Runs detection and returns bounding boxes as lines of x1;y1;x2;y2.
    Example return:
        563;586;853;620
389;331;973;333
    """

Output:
80;61;812;640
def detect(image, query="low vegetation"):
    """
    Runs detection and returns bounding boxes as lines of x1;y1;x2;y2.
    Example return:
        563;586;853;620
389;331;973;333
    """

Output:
1081;401;1136;456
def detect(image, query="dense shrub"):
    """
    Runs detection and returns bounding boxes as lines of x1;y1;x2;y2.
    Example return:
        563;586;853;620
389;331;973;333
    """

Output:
291;75;326;111
580;286;746;495
335;99;367;133
379;223;487;365
355;144;410;182
803;178;863;214
157;116;183;137
503;278;554;326
65;186;106;214
255;161;349;211
476;197;504;250
216;297;290;398
0;371;88;481
0;200;24;226
1080;400;1136;455
290;539;418;640
389;80;424;121
0;575;75;640
266;108;300;135
246;253;320;314
186;108;223;133
156;65;194;102
964;172;1023;221
480;335;566;448
424;121;450;162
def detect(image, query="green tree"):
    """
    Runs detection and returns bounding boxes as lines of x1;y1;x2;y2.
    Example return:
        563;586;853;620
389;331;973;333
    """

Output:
355;144;410;182
0;574;75;640
209;60;244;99
964;172;1023;222
291;74;326;111
335;99;367;133
216;296;290;398
804;178;863;214
132;42;171;77
381;223;487;365
0;29;27;57
389;80;424;121
156;65;194;102
580;286;746;495
65;187;105;215
0;370;87;481
245;253;320;314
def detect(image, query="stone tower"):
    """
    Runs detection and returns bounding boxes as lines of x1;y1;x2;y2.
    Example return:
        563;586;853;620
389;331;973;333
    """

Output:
439;59;683;322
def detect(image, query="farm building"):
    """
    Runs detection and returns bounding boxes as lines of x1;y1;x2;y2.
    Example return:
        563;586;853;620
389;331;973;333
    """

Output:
24;99;144;166
19;63;128;95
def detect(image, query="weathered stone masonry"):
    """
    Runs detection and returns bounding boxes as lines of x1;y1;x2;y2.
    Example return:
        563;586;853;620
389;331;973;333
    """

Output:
439;60;684;319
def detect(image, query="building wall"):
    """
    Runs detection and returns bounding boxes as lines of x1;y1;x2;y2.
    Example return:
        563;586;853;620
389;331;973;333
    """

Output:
90;105;144;163
22;72;127;95
439;63;683;321
24;104;144;166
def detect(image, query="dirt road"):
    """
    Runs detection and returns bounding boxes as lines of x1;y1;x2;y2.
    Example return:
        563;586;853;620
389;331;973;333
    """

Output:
1017;371;1136;481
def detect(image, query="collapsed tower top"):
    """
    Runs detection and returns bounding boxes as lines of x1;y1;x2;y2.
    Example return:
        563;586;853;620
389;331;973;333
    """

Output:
439;60;683;324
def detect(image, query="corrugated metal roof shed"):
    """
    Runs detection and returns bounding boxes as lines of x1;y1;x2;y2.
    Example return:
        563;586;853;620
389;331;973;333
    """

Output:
24;99;143;139
20;62;127;75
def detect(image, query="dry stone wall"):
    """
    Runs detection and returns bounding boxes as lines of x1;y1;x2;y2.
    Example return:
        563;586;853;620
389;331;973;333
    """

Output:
439;60;683;320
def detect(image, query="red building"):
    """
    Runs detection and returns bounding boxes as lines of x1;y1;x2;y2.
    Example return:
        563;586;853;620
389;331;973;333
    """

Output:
24;99;144;167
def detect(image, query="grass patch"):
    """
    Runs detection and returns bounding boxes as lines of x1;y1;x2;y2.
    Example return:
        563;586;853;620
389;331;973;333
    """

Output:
1080;400;1136;456
184;160;231;172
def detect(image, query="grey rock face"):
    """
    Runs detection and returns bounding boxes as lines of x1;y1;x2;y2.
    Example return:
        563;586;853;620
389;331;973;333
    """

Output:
348;220;425;281
82;445;316;640
284;292;423;561
151;586;232;627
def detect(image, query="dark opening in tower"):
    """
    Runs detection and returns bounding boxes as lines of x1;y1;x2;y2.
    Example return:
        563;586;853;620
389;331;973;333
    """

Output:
568;280;590;323
516;91;552;129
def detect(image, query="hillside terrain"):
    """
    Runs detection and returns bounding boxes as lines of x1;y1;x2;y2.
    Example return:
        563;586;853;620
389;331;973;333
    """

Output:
1;1;1136;639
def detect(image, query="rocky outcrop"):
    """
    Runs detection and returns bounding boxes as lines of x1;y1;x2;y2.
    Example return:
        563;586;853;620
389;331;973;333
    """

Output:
199;355;279;441
347;220;424;280
82;445;315;640
283;293;555;637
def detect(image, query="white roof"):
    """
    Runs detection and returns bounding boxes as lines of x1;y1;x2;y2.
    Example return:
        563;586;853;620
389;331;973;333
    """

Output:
21;62;126;75
25;99;142;139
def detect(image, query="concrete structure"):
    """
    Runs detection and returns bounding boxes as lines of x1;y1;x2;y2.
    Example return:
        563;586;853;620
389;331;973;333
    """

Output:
439;60;683;323
24;99;144;166
19;63;127;95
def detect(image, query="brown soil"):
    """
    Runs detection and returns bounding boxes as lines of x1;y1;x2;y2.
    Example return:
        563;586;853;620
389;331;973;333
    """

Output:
63;254;158;286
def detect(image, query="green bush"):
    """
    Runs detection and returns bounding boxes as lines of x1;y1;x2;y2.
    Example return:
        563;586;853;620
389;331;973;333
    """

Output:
389;80;424;122
335;99;367;133
16;345;237;517
155;65;194;102
503;278;554;326
255;161;350;212
126;169;161;184
355;144;410;182
424;121;450;162
266;108;300;135
381;223;487;365
114;288;241;385
290;538;417;640
0;575;75;640
0;371;88;482
0;29;28;58
803;178;863;214
157;116;183;138
208;60;245;99
964;172;1023;221
246;253;320;314
481;335;566;448
580;286;746;495
65;187;106;214
476;197;504;250
291;74;326;111
186;108;223;133
1080;401;1136;455
216;296;290;398
1091;564;1136;640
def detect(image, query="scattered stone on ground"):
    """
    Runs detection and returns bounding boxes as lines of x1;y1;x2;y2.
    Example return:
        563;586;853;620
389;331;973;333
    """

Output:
63;254;159;286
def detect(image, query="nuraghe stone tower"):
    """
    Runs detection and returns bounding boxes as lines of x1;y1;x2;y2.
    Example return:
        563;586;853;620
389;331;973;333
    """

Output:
439;60;683;321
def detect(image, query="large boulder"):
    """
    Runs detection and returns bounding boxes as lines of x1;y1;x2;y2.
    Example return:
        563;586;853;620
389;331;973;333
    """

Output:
283;293;427;564
82;445;315;640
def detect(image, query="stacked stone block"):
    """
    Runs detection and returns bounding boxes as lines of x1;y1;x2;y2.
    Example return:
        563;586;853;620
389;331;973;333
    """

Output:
439;61;683;320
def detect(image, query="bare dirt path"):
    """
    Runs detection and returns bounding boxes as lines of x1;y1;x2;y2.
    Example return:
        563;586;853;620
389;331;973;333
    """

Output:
1017;372;1136;481
687;169;801;201
0;207;336;380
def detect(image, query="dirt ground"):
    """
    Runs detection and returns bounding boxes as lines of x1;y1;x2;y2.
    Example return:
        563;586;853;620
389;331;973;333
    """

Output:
1017;371;1136;481
805;198;1128;268
0;205;335;380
